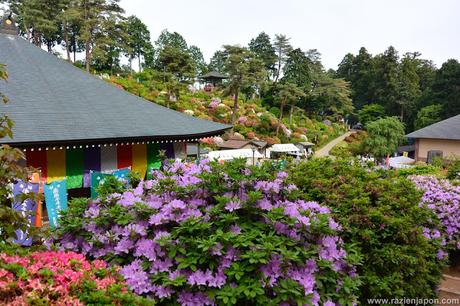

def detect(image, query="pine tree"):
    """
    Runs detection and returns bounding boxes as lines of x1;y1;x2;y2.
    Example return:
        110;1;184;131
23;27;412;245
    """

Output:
222;45;266;127
273;34;292;84
249;32;277;80
78;0;124;72
125;15;152;72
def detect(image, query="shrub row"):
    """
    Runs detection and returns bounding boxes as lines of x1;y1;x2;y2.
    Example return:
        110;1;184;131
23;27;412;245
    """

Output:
287;158;445;302
57;160;360;305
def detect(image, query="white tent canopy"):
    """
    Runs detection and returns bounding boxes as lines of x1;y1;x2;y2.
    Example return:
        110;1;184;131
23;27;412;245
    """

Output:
208;149;263;161
269;144;301;153
389;156;415;169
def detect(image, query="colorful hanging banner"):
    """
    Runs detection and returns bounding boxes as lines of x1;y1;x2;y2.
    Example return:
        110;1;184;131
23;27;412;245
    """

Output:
26;150;47;182
132;144;147;178
173;142;187;160
47;150;66;183
161;143;175;159
147;143;162;179
83;170;92;188
30;173;43;228
12;180;39;246
25;141;188;188
84;147;101;172
66;148;84;189
44;179;68;228
117;144;132;169
101;146;118;172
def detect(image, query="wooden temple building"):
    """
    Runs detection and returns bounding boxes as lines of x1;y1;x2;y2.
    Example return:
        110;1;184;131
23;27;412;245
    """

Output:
0;15;231;195
200;71;227;91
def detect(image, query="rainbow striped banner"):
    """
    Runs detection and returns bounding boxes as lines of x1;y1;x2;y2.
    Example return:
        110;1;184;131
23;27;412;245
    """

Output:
26;143;186;189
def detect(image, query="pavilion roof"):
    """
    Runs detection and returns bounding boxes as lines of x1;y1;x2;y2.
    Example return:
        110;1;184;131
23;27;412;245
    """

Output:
200;71;227;79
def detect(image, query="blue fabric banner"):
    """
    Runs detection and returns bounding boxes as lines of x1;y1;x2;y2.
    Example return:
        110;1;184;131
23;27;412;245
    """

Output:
12;180;39;246
112;168;131;183
44;180;68;228
90;171;112;199
90;168;131;199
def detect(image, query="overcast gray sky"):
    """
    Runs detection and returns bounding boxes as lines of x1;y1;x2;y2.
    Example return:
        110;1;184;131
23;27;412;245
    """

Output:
120;0;460;70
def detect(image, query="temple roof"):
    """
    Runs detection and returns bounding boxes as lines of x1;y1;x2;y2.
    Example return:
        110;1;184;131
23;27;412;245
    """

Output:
406;114;460;141
0;34;231;146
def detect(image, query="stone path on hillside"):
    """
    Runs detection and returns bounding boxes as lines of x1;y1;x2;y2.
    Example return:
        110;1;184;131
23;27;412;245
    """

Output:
314;131;355;158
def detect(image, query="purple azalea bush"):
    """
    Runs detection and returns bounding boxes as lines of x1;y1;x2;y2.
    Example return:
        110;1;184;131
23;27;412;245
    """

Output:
57;159;360;305
411;175;460;252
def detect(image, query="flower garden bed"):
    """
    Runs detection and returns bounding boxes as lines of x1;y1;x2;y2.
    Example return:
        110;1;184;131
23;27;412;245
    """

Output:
0;250;150;305
2;158;460;305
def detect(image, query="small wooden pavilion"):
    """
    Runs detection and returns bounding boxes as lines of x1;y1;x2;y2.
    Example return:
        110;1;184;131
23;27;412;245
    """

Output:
200;71;227;91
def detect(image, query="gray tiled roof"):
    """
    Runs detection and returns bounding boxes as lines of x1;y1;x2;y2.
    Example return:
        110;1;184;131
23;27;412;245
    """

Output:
201;71;227;79
406;114;460;140
0;34;231;146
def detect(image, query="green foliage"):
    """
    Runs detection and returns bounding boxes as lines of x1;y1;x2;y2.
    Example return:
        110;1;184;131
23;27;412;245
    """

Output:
396;53;422;122
208;50;227;73
329;142;352;159
287;158;445;302
336;47;375;110
188;45;207;76
447;159;460;180
274;82;306;131
273;34;292;83
423;59;460;119
336;46;446;129
364;117;405;159
125;15;152;71
330;131;368;158
394;163;442;177
358;104;386;126
73;279;154;305
248;32;277;79
414;104;444;130
283;48;322;90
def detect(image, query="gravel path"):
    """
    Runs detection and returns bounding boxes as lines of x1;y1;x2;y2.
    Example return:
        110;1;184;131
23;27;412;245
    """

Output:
314;131;355;158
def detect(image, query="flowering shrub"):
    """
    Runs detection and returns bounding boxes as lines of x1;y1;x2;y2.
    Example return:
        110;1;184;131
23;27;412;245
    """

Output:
57;159;360;305
237;116;248;124
208;98;220;109
0;250;150;305
411;175;460;251
288;158;445;302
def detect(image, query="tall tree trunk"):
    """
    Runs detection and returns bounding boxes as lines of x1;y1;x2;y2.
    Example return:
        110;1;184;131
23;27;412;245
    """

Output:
400;106;404;122
230;90;239;132
25;23;32;42
84;0;91;72
33;30;41;47
85;40;91;72
289;104;294;125
64;23;71;61
276;101;285;136
138;53;142;72
274;58;281;84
